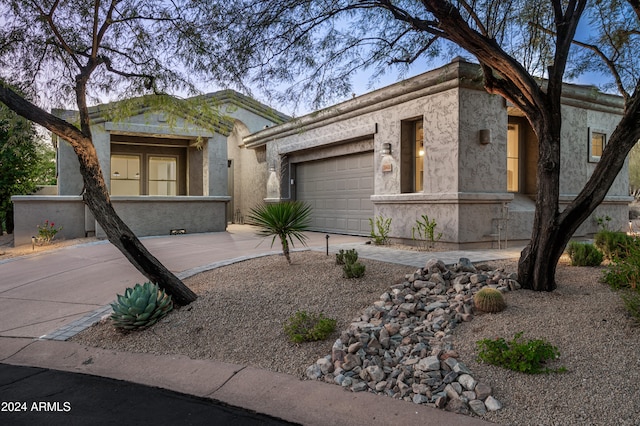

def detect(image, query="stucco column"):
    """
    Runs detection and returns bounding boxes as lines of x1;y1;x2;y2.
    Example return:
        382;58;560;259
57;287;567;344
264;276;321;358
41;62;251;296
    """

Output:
207;133;228;196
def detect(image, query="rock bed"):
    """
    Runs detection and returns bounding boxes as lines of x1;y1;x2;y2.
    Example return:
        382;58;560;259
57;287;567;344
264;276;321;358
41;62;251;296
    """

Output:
305;257;521;416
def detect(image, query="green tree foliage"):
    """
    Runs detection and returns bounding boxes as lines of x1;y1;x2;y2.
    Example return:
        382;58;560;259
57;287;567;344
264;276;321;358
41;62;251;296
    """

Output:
0;103;55;234
193;0;640;292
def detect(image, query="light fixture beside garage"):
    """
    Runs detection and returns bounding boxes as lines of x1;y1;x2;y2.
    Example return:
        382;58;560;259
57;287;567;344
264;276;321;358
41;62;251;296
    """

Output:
381;143;392;156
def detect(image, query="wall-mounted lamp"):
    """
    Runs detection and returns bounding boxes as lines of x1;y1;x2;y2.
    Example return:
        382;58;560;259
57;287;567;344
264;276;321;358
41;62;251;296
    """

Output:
381;143;392;156
113;171;120;177
418;142;425;157
479;129;491;145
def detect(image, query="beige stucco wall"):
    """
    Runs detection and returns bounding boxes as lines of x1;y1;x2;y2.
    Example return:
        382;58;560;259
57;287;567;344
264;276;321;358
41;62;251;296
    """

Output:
244;59;629;247
227;121;269;222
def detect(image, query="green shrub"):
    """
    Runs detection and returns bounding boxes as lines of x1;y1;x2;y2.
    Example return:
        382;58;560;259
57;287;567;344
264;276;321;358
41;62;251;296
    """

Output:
248;201;312;264
621;290;640;323
369;215;391;245
476;332;566;374
411;214;442;250
343;260;366;278
594;230;636;260
337;248;365;278
603;241;640;290
565;241;603;266
110;282;173;331
474;288;506;313
36;220;62;244
595;215;612;231
336;248;358;265
284;311;337;343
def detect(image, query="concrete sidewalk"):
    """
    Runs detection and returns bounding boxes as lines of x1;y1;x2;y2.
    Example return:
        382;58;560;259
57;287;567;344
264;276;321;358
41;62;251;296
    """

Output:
0;225;519;425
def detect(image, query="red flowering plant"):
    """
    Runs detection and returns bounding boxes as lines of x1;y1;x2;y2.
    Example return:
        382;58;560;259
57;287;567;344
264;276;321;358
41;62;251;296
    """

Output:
36;220;63;244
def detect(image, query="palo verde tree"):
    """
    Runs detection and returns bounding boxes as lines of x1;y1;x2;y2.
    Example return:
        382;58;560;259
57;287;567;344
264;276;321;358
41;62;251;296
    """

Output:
194;0;640;291
0;0;225;305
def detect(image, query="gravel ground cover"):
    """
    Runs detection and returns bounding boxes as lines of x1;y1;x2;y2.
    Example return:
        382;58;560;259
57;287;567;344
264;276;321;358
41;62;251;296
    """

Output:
72;251;640;425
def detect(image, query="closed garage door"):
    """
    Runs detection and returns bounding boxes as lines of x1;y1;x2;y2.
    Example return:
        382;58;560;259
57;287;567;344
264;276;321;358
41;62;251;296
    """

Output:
296;152;374;235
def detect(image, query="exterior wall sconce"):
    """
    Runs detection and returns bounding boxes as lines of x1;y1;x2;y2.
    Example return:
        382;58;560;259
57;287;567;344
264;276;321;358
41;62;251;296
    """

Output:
113;171;120;177
479;129;491;145
381;143;392;156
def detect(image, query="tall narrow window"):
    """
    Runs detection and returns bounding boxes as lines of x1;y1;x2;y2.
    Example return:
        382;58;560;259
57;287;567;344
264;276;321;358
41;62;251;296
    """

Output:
589;128;606;162
148;156;177;195
414;120;424;192
110;154;140;195
401;118;424;193
507;124;519;192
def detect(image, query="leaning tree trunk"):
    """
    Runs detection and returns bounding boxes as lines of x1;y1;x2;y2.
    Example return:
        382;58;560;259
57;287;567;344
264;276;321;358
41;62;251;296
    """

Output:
70;136;196;305
79;157;197;305
0;84;197;305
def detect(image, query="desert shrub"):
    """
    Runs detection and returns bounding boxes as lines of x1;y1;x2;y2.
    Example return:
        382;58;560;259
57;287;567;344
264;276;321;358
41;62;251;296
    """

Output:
603;241;640;290
337;248;365;278
343;260;366;278
283;311;336;343
369;215;391;245
477;332;566;374
594;215;612;231
411;214;442;250
36;220;62;244
473;288;506;313
621;290;640;323
594;231;636;261
336;248;358;265
565;242;603;266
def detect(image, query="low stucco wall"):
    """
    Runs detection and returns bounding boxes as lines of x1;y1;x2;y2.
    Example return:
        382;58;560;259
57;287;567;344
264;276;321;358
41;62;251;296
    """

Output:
12;196;87;246
371;192;631;249
12;195;230;246
96;196;230;238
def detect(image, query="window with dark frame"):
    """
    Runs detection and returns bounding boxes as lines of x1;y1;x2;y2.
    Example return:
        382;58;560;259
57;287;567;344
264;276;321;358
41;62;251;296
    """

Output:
589;128;606;163
400;118;424;193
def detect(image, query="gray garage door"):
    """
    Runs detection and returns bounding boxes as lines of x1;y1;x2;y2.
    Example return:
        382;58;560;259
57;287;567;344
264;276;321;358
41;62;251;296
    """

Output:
296;152;374;235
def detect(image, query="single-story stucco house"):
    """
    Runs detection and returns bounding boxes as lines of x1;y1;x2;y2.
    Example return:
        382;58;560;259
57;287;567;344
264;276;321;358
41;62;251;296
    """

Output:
12;91;289;246
245;58;631;248
13;58;631;248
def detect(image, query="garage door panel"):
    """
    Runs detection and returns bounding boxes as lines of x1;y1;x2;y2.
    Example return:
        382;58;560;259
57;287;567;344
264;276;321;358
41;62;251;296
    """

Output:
297;152;373;236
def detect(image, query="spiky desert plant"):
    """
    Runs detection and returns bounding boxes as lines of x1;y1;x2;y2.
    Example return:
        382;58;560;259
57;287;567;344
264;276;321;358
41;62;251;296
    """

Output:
248;201;312;264
474;287;506;313
110;282;173;330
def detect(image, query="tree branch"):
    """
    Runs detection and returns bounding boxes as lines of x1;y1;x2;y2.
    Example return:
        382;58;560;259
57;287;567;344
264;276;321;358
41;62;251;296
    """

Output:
29;0;83;69
0;82;90;150
458;0;489;36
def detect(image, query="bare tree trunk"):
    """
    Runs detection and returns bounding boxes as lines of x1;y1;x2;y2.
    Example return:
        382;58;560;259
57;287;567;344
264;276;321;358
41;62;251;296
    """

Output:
518;91;640;291
517;117;564;291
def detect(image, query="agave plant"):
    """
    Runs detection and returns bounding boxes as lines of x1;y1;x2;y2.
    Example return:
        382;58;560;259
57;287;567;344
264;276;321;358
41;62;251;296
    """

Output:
110;282;173;330
248;201;312;264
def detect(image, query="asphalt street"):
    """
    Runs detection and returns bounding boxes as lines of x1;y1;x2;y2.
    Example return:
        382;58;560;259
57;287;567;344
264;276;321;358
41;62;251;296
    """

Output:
0;363;298;426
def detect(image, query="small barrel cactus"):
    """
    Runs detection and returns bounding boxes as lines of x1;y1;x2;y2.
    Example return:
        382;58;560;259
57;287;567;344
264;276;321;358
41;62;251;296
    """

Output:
110;282;173;330
473;287;506;313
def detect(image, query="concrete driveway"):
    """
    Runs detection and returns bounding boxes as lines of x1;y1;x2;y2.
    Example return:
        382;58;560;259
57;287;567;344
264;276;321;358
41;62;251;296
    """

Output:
0;225;368;339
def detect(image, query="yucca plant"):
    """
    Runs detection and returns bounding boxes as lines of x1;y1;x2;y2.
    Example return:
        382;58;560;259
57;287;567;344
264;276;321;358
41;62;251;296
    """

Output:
110;282;173;330
248;201;312;264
